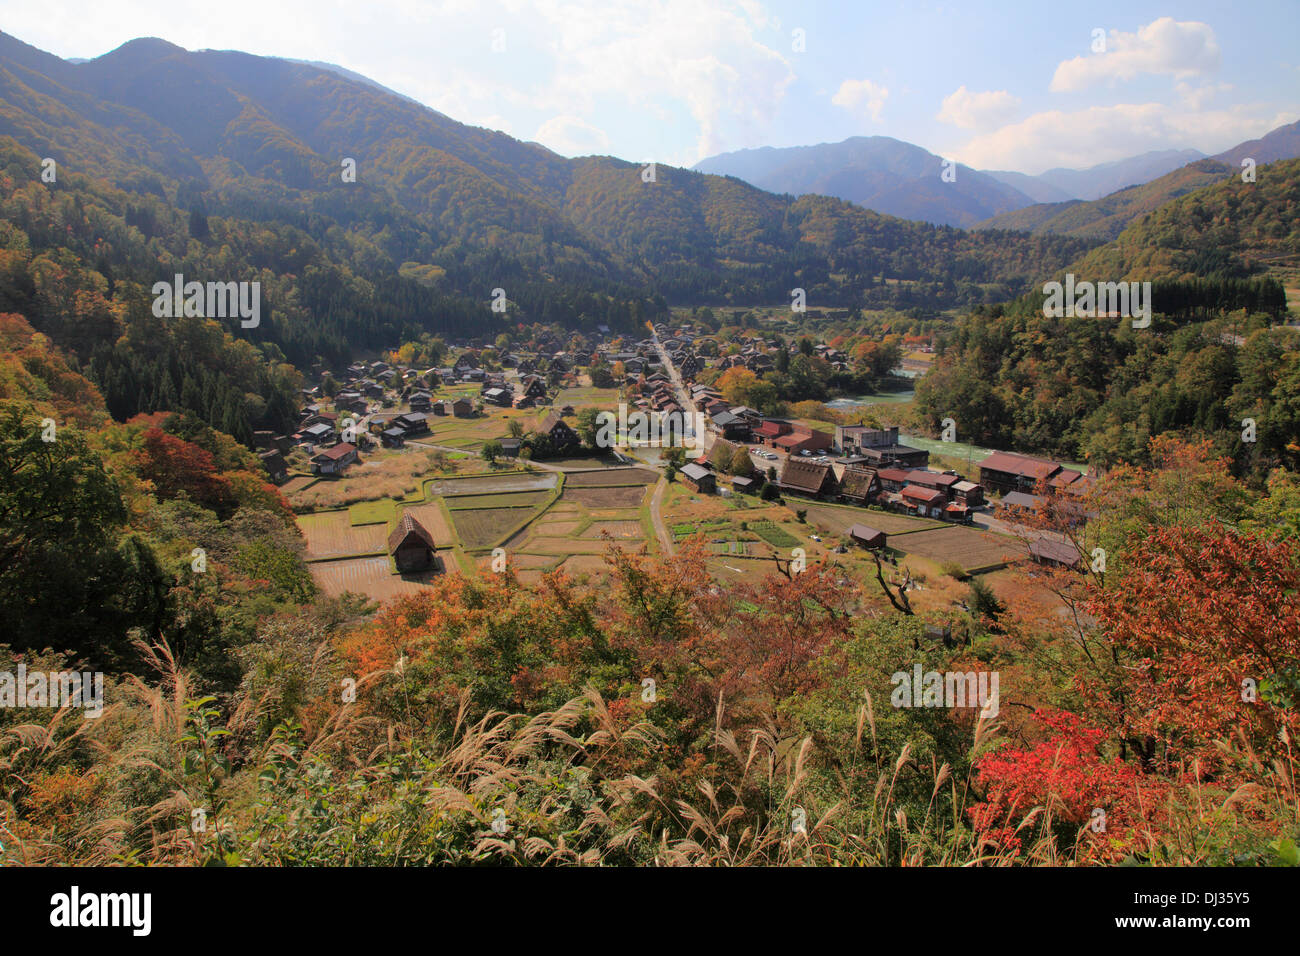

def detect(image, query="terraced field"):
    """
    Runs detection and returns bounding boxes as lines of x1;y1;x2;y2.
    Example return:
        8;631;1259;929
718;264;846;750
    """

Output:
451;507;540;550
310;556;447;599
563;485;650;508
299;512;389;559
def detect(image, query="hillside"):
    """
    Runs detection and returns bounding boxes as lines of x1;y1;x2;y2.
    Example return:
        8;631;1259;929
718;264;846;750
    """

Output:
1063;156;1300;286
0;32;1093;314
915;158;1300;467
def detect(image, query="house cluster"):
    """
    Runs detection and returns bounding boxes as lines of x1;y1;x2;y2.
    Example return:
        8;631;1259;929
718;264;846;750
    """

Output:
977;452;1095;527
773;453;983;523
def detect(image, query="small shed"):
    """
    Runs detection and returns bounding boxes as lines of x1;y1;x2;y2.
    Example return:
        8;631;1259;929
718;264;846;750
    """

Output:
388;513;438;572
848;523;887;550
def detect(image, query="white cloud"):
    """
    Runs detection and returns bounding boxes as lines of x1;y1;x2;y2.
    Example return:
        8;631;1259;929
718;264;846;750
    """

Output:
936;86;1020;129
951;103;1298;174
533;115;611;156
831;78;889;121
1051;18;1221;92
534;0;795;160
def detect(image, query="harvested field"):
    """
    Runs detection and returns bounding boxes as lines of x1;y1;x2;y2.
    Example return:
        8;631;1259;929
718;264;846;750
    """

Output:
492;553;556;570
562;485;649;508
450;507;537;550
524;538;610;556
444;491;552;509
310;556;445;600
423;472;557;496
558;554;610;575
299;512;388;559
581;520;644;539
533;519;583;535
563;468;657;487
281;475;316;494
891;526;1025;571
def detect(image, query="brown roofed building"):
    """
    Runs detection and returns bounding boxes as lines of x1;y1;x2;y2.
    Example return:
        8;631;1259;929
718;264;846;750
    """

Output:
753;419;792;446
848;524;887;549
773;425;833;455
537;411;579;451
778;458;837;498
837;466;879;504
679;463;716;494
311;442;358;475
978;452;1062;495
388;513;438;572
901;484;946;517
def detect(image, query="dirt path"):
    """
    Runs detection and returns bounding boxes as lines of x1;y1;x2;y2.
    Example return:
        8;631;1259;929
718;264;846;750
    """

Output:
649;476;674;555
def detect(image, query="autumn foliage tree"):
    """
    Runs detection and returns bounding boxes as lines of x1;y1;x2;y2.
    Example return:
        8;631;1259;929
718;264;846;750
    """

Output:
1083;522;1300;772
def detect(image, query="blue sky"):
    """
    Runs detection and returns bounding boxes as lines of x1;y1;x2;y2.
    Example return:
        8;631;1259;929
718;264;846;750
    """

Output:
9;1;1299;173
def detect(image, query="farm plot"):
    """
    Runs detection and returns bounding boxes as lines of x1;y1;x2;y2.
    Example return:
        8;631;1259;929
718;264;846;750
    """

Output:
563;468;657;487
749;520;801;548
450;507;539;550
310;556;444;600
891;526;1026;571
580;520;644;539
799;503;943;536
532;518;584;535
562;485;649;508
423;472;557;496
298;512;388;560
557;554;611;575
444;491;552;510
281;475;316;494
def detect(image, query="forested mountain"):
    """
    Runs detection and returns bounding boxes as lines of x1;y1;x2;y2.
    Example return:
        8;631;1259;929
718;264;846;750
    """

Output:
976;122;1300;239
693;136;1039;227
1062;156;1300;283
916;159;1300;468
0;31;1092;316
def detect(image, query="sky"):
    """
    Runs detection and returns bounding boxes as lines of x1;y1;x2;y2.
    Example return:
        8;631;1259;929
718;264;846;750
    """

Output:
7;0;1300;173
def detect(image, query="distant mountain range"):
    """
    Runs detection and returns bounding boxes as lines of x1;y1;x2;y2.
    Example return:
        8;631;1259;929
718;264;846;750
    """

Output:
976;121;1300;240
692;136;1033;228
695;127;1300;232
994;149;1206;202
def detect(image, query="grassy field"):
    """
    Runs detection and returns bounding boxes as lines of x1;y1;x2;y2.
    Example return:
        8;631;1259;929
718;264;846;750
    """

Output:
348;498;397;525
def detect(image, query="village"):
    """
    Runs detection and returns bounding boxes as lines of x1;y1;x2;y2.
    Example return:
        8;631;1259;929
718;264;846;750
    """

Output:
251;317;1097;610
